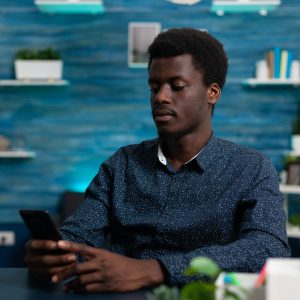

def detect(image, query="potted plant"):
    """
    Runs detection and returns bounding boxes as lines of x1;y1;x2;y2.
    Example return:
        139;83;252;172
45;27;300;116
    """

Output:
14;48;63;80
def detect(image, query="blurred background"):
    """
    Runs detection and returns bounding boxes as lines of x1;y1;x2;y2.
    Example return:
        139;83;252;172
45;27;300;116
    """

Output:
1;0;300;265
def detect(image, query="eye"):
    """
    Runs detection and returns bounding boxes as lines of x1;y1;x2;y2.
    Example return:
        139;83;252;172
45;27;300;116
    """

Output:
172;85;185;92
149;85;159;94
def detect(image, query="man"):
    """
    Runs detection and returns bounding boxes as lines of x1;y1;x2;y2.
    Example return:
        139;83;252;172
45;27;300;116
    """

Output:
25;28;290;293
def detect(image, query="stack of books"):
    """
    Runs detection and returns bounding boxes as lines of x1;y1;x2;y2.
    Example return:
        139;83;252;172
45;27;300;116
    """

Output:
258;48;300;80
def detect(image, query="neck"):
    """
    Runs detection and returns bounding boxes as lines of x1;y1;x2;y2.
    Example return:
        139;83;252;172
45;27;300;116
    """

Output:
160;129;212;170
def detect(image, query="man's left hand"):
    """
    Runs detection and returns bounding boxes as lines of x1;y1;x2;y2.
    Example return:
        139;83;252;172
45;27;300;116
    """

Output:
52;240;165;293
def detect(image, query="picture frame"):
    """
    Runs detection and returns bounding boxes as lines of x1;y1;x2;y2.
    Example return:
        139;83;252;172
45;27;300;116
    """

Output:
287;162;300;185
128;22;161;68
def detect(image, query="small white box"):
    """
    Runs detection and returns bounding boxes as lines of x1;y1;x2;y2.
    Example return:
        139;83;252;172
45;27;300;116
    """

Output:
255;59;268;80
291;60;300;80
266;258;300;300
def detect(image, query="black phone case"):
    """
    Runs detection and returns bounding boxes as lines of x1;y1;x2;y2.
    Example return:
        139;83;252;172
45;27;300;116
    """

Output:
19;209;62;241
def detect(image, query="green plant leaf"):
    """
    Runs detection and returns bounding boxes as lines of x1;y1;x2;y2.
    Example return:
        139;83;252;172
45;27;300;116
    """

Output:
184;257;221;279
181;281;215;300
145;285;181;300
289;214;300;226
15;48;60;60
224;285;249;300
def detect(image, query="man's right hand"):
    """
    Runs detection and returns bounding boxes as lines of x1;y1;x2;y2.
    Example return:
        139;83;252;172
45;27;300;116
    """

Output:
25;239;77;282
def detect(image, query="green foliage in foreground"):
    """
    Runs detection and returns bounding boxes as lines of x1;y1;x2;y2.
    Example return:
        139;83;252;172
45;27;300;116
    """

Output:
146;257;249;300
146;285;181;300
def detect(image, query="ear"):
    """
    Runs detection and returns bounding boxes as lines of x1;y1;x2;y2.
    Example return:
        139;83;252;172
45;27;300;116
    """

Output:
207;83;221;105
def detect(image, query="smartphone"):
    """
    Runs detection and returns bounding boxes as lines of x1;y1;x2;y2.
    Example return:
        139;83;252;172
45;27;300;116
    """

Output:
19;209;62;241
20;209;78;285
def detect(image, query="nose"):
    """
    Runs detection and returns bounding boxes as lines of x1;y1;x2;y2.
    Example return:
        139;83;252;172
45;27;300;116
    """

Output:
153;84;172;104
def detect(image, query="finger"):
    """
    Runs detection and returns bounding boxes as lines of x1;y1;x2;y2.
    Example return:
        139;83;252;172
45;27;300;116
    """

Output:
72;259;99;274
64;270;103;290
25;252;76;267
29;264;75;276
51;263;76;283
65;282;104;294
83;283;107;293
26;239;59;251
69;282;119;293
62;260;107;291
57;241;98;258
58;260;100;286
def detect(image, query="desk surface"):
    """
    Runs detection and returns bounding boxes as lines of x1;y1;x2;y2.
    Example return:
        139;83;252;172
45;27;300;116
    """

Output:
0;268;148;300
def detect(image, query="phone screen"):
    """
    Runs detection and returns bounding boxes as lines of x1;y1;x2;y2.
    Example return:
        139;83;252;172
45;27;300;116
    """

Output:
19;209;62;241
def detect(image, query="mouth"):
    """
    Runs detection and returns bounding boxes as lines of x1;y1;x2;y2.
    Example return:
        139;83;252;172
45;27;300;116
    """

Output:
152;108;176;122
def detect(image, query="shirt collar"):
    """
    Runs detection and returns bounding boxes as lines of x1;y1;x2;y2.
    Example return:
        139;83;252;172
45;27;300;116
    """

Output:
195;135;224;170
157;143;167;165
157;135;221;170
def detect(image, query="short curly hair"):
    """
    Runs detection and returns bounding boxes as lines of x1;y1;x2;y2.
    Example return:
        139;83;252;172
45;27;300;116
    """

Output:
148;28;228;90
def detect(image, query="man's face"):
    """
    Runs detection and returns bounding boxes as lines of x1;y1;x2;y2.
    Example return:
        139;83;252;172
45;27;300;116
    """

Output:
148;54;220;138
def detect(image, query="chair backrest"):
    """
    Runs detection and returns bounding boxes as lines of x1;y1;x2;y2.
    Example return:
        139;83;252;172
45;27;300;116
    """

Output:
288;237;300;257
58;190;85;224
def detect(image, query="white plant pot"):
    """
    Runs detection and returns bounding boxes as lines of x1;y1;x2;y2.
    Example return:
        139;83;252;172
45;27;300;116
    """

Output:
291;135;300;151
14;60;63;80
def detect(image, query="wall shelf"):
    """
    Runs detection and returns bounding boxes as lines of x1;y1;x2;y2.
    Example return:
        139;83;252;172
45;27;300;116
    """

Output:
242;78;300;87
287;150;300;157
280;184;300;238
0;150;36;159
35;0;105;14
287;223;300;238
0;79;69;87
211;0;281;16
280;184;300;194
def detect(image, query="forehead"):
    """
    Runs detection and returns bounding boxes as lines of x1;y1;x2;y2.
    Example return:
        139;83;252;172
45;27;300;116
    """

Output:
148;54;201;81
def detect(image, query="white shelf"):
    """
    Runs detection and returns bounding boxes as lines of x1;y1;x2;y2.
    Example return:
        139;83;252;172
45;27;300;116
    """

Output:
243;78;300;87
287;223;300;238
0;79;69;86
280;186;300;238
35;0;105;14
211;0;281;16
280;184;300;194
0;150;36;158
287;151;300;157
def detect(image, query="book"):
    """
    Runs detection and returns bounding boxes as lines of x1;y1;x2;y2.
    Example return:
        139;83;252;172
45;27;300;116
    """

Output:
273;47;281;79
266;50;274;78
280;50;288;79
286;51;294;79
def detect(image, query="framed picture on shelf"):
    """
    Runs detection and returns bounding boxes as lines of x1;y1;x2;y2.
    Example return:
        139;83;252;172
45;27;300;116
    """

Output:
287;162;300;185
128;22;161;68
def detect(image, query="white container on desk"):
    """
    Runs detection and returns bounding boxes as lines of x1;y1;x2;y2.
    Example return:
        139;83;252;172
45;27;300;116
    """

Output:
215;272;259;300
266;258;300;300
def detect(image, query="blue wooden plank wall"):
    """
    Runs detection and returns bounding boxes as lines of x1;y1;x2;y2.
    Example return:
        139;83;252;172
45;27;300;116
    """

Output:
0;0;300;222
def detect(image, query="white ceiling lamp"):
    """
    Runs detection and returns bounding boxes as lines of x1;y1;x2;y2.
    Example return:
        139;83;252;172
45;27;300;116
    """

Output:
166;0;202;5
35;0;105;14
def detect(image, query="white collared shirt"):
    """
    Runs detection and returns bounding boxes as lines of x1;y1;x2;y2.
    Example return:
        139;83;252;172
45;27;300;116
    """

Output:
157;143;201;166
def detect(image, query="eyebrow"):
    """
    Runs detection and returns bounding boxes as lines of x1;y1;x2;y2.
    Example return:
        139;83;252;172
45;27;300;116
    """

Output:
148;76;185;85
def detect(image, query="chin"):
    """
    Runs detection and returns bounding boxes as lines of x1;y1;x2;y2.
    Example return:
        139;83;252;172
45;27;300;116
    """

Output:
156;128;182;139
